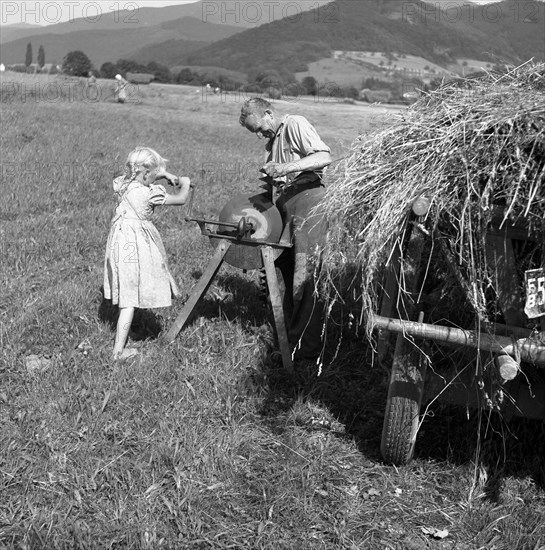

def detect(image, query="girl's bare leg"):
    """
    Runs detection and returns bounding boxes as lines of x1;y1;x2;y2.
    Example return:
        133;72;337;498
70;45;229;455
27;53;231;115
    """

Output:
113;307;135;358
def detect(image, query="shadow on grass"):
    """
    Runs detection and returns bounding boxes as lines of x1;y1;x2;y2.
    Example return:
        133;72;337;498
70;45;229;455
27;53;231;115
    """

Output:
181;272;271;330
253;326;545;495
254;329;389;464
416;396;545;496
97;287;163;341
178;263;545;495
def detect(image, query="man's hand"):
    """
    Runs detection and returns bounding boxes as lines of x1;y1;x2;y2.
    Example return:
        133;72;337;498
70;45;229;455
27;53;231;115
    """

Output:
261;162;286;178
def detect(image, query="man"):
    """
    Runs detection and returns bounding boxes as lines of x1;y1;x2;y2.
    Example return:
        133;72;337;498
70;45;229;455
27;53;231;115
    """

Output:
239;97;332;362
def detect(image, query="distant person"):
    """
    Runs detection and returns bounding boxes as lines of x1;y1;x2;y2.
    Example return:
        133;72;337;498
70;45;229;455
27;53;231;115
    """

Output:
114;73;129;103
84;71;99;101
103;146;193;360
239;98;332;363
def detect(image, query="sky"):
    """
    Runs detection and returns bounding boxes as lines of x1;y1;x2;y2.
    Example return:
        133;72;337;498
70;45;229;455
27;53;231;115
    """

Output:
1;0;197;26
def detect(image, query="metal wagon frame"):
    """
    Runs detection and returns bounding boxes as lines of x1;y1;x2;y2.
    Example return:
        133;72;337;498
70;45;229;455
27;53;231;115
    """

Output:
370;199;545;466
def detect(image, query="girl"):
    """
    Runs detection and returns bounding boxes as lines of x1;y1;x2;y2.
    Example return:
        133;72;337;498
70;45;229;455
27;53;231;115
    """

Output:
103;146;192;359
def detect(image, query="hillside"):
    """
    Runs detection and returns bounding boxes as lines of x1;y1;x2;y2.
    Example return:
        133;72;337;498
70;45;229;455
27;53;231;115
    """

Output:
0;17;240;67
0;23;44;43
127;37;211;67
455;0;545;63
0;0;333;44
181;0;544;76
1;0;542;80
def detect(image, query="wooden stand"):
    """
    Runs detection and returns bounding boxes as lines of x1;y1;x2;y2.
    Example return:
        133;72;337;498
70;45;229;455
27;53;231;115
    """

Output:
164;239;293;371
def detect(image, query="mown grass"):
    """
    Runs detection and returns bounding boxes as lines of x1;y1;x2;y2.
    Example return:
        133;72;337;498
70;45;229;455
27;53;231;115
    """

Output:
1;73;544;550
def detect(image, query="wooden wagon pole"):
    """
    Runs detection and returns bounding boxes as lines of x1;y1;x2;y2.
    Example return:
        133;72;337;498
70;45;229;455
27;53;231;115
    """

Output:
370;313;545;365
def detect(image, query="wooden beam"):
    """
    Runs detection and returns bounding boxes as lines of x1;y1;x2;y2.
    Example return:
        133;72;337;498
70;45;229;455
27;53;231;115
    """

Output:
261;246;293;372
164;240;231;342
370;313;545;364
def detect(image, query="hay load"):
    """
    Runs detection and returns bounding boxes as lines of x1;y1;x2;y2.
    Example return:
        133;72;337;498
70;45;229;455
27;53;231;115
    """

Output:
318;62;545;341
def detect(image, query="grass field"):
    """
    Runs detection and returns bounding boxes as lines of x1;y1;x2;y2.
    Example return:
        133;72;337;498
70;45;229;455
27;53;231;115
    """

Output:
1;73;544;550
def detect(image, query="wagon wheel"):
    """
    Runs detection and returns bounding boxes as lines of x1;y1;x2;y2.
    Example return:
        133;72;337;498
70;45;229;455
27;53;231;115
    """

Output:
381;323;428;465
380;206;429;465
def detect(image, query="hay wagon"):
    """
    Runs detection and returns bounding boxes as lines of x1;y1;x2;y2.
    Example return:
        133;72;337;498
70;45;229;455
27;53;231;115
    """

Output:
371;198;545;466
316;63;544;466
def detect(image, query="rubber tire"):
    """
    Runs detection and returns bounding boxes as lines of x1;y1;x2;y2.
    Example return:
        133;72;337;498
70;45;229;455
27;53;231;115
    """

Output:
381;333;427;466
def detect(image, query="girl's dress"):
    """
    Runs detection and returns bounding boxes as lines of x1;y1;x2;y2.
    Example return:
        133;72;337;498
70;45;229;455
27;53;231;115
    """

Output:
104;176;180;308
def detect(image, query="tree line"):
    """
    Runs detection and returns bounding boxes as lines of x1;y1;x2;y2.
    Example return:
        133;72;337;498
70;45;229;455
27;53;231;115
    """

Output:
15;44;433;104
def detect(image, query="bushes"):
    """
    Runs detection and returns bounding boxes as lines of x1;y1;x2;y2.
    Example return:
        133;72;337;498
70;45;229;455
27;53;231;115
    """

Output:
359;89;392;103
268;87;282;100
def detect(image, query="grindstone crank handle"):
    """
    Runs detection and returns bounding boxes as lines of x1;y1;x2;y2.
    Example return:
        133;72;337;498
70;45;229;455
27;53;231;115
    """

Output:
184;184;197;221
236;217;256;238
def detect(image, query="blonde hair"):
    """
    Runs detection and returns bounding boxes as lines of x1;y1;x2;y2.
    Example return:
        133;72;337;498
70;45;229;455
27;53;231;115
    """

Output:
124;146;167;183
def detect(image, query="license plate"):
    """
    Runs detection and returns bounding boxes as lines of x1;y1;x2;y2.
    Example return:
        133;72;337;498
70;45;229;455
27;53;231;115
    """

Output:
524;268;545;319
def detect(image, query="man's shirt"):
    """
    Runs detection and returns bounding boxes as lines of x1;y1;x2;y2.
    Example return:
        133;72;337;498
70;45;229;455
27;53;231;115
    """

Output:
267;115;331;187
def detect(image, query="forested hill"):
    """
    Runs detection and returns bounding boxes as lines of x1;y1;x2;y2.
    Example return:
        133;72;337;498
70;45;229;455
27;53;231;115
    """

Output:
180;0;544;76
0;17;241;67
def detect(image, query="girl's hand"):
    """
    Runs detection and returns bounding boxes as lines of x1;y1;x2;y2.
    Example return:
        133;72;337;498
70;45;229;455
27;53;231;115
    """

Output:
163;176;192;206
159;171;180;187
178;176;192;189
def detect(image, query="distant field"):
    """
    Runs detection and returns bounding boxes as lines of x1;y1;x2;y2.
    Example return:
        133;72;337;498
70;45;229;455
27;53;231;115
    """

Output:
1;72;544;550
447;57;498;75
296;51;498;89
296;56;381;87
295;52;450;89
335;51;454;78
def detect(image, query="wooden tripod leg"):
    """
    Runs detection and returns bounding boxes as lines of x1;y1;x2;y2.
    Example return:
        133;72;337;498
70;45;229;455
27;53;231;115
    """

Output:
261;246;293;371
165;240;231;342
